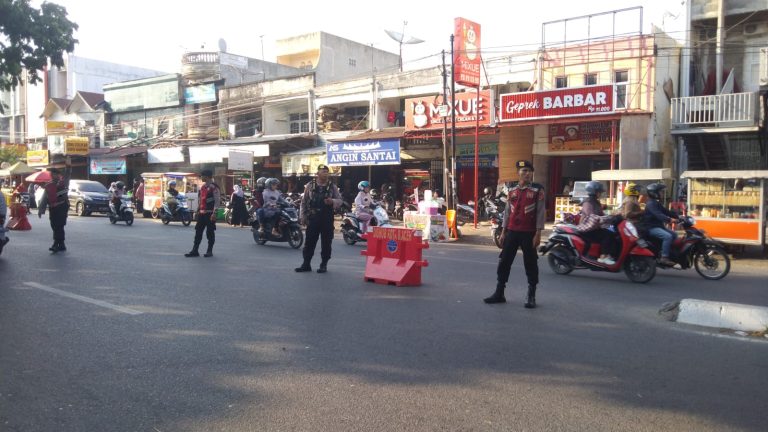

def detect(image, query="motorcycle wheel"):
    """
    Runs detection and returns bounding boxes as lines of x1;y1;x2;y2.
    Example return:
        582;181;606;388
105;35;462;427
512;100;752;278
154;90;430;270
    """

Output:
109;214;117;224
493;228;503;249
181;212;192;226
150;207;159;219
547;246;574;275
125;212;134;226
162;214;170;225
624;256;656;283
288;227;304;249
343;230;357;245
693;246;730;280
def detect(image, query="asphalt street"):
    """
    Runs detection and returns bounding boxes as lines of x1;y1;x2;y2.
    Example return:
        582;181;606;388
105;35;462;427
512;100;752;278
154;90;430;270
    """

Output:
1;215;767;431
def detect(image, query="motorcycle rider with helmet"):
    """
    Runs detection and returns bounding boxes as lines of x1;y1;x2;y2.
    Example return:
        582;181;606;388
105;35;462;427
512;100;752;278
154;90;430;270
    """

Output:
166;180;180;213
572;181;616;265
354;181;374;233
258;178;282;237
110;181;126;217
642;183;679;266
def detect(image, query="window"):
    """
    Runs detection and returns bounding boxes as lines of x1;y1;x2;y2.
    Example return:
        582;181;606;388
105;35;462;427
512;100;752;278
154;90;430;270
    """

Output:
614;70;629;109
584;73;597;86
289;112;309;134
348;58;356;67
555;76;568;88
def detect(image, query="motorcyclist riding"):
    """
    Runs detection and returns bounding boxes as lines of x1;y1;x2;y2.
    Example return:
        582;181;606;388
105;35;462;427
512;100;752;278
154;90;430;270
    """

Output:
354;180;373;233
258;178;282;237
110;181;126;216
642;183;679;267
166;180;180;212
572;181;616;265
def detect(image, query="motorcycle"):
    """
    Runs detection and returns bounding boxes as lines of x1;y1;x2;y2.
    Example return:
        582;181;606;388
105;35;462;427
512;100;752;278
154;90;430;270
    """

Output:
159;194;192;226
251;202;304;249
648;216;731;280
341;202;392;245
108;197;135;226
539;217;657;283
456;203;475;226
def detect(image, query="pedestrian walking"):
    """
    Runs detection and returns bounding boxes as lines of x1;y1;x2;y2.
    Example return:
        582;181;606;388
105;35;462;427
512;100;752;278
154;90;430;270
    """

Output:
185;170;221;258
484;160;545;308
37;168;70;253
295;164;341;273
0;185;9;254
133;177;144;214
229;184;249;227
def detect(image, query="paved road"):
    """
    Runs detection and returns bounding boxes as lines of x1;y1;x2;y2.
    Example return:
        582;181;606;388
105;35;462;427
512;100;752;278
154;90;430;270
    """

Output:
1;215;767;431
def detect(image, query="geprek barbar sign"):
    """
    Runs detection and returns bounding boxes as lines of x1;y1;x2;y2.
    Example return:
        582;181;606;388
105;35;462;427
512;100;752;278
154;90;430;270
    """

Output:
499;85;615;122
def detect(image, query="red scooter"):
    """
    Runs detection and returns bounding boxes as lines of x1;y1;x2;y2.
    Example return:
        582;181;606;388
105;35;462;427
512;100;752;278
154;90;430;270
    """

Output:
539;217;658;283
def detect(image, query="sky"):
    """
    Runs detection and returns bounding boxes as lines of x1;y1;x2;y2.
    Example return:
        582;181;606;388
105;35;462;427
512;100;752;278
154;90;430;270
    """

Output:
40;0;688;74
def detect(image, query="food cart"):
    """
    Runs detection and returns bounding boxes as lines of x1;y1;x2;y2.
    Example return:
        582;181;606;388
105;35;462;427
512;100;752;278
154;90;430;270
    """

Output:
681;170;768;246
141;172;200;218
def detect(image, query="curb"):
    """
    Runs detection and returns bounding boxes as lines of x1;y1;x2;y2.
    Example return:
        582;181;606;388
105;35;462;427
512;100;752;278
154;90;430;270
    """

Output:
662;299;768;332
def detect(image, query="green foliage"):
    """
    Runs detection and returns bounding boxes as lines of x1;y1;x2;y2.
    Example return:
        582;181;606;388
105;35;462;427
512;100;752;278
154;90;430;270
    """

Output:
0;0;79;91
0;146;22;165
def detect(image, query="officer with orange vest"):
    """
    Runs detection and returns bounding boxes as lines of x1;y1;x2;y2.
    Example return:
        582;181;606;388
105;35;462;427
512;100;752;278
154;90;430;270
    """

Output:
484;160;545;308
38;168;70;253
185;169;221;258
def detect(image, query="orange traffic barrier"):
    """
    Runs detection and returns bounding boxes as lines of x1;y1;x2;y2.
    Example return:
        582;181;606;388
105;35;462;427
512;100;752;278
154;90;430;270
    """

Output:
7;202;31;230
361;227;429;286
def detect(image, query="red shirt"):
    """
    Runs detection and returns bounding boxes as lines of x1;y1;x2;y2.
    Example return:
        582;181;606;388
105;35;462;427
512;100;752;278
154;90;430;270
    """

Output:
506;183;545;232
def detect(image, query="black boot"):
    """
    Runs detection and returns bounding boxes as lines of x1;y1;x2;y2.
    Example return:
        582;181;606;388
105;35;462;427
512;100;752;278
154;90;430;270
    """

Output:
524;285;537;309
49;242;58;252
58;242;66;252
317;260;328;273
204;245;214;257
295;260;312;272
484;284;506;304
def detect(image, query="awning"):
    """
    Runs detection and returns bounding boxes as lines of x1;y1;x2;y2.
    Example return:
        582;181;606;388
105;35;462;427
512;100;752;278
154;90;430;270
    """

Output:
328;128;404;143
591;168;671;181
681;170;768;179
400;148;443;160
0;161;37;176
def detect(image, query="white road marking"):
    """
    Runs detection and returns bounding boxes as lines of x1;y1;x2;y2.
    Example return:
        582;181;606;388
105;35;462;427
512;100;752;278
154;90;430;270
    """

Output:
22;282;143;315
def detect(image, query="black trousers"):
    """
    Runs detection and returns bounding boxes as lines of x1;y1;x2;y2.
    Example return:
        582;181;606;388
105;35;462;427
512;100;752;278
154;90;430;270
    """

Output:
193;214;216;250
580;229;613;256
497;230;538;287
49;205;69;243
303;214;334;263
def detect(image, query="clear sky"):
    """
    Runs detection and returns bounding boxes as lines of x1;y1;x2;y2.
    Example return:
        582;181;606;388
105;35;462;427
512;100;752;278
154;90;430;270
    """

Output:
40;0;687;74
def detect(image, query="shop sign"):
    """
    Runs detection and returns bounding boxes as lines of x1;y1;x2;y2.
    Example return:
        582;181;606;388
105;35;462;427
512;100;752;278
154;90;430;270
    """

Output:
326;139;401;166
26;150;49;167
64;137;89;155
455;142;497;156
282;153;341;176
184;83;217;104
499;85;615;122
405;90;490;131
548;121;617;152
189;145;223;164
228;150;253;171
454;17;482;87
90;158;126;175
46;121;75;135
148;147;185;164
457;155;497;168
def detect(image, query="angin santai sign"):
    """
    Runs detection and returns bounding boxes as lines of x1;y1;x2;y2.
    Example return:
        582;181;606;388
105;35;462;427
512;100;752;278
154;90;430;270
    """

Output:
326;139;400;166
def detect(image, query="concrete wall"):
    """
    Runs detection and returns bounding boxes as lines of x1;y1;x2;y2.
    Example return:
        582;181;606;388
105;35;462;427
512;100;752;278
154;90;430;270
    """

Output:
618;115;653;169
498;126;534;182
49;55;166;99
652;26;682;174
691;0;768;20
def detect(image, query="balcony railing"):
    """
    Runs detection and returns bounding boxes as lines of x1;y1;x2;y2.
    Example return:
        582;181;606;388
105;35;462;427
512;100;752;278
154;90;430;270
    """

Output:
671;92;758;129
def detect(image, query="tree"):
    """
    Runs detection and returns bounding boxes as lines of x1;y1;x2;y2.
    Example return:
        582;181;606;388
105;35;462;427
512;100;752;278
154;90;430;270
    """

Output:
0;0;78;91
0;145;22;165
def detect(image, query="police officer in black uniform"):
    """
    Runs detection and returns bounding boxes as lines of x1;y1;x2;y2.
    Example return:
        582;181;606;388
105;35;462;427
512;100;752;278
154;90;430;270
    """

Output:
185;170;221;258
38;168;70;253
295;164;342;273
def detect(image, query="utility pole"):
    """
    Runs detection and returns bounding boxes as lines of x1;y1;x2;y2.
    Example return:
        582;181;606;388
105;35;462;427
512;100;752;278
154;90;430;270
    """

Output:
450;34;458;211
441;50;451;209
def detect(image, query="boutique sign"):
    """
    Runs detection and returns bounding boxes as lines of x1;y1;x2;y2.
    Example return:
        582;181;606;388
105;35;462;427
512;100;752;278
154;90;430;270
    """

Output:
499;85;615;122
326;139;400;166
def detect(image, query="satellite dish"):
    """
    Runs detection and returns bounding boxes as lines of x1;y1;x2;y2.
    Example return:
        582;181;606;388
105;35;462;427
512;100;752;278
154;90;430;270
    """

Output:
385;21;425;71
218;38;227;53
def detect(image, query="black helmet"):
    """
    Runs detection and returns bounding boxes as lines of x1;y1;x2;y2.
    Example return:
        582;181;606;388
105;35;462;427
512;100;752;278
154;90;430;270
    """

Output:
585;181;604;196
265;178;279;188
116;181;125;189
646;183;666;199
483;187;492;195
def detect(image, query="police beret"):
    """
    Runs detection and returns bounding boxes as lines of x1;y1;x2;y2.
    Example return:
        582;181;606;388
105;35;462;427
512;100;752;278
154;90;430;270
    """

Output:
516;160;534;171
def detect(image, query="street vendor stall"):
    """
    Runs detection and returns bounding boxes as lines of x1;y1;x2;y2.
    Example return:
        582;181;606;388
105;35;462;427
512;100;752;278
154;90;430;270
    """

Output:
681;170;768;246
141;172;200;218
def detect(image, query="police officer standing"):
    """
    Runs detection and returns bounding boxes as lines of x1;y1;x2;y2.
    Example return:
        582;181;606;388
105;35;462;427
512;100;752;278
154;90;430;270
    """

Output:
295;164;341;273
38;168;70;253
484;160;545;308
185;169;221;258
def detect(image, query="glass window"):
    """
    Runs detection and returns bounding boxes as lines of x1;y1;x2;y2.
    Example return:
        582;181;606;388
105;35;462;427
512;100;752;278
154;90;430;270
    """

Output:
688;178;761;219
555;76;568;88
614;70;629;109
290;112;309;134
584;73;597;86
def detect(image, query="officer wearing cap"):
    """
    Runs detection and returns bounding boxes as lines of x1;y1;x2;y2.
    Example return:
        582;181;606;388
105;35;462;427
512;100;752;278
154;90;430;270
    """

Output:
38;168;70;253
185;169;221;257
484;160;545;308
295;164;342;273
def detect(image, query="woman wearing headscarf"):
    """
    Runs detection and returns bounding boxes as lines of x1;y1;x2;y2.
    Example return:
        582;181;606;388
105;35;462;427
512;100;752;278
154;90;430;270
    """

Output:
229;184;249;227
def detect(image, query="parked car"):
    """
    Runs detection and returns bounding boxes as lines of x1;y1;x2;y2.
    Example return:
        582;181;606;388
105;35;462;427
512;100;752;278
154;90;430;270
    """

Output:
68;180;111;216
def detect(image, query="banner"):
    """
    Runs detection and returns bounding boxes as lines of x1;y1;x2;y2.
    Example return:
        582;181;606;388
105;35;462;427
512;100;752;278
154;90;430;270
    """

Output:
548;121;616;152
64;137;89;155
405;91;490;131
282;153;341;176
46;121;75;135
148;147;185;164
26;150;49;167
189;145;269;164
454;18;482;87
326;139;400;166
184;83;217;104
499;85;615;122
228;150;253;171
90;158;126;175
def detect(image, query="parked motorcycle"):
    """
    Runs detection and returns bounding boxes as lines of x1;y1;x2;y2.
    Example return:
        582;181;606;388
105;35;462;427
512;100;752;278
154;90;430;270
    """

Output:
539;217;657;283
341;202;392;245
251;202;304;249
648;216;731;280
108;197;135;226
159;194;192;226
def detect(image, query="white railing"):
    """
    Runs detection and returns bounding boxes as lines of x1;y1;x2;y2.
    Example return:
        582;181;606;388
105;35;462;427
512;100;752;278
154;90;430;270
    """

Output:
671;92;758;128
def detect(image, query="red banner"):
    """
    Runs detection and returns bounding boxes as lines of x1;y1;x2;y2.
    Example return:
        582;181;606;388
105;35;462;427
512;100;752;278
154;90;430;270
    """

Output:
454;17;481;87
499;85;615;122
405;91;490;131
